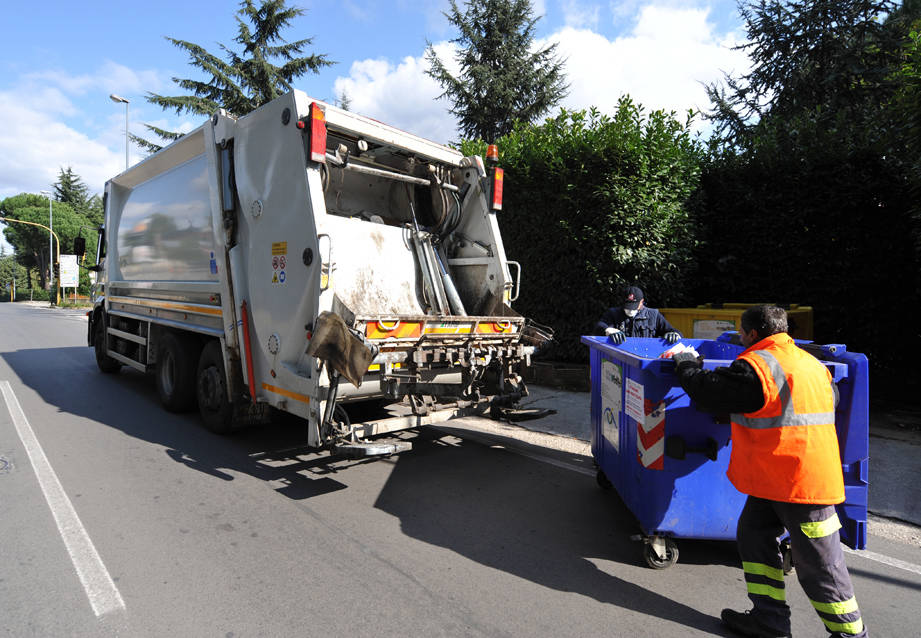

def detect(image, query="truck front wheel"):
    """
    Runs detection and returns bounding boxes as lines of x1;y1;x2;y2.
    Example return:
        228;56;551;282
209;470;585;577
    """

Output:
94;317;121;374
156;332;198;412
196;340;234;434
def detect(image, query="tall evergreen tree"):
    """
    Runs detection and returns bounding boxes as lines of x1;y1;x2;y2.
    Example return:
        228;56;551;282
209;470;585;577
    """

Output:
136;0;333;152
54;167;90;209
426;0;568;142
705;0;898;150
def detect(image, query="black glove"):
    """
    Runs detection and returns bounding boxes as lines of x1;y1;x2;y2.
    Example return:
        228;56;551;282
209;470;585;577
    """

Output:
605;327;625;345
672;351;701;369
665;331;680;344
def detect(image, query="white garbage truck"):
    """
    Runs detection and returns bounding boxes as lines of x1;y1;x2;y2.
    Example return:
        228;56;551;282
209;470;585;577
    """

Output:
87;90;550;455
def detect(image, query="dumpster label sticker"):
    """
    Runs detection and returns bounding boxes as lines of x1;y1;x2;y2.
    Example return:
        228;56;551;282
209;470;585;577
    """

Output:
637;400;666;470
625;378;645;424
693;319;736;339
601;360;622;451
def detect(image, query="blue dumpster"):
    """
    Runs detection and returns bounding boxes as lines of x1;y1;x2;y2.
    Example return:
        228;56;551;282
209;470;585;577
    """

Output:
581;334;868;568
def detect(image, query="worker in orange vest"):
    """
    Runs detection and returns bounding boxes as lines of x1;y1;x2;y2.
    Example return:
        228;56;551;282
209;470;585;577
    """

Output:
673;305;865;638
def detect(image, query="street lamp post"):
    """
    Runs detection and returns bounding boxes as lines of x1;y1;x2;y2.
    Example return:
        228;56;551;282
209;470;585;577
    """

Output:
109;94;130;170
39;189;58;306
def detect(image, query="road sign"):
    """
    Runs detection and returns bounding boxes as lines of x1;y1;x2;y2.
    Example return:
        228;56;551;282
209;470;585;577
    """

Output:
60;254;78;288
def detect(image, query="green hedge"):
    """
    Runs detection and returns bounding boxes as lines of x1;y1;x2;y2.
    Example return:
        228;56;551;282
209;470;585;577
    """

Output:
464;99;705;361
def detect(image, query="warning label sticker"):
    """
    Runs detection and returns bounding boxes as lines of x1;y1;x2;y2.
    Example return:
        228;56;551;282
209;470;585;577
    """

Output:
271;242;287;285
625;377;645;424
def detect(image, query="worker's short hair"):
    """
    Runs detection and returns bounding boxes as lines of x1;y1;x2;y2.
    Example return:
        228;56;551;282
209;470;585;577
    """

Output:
741;305;788;338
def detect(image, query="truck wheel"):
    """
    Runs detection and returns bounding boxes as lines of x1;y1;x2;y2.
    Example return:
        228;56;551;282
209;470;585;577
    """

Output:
94;317;121;374
156;332;198;412
196;340;234;434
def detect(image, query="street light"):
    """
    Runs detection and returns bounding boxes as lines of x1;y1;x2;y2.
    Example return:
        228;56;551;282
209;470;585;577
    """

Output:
39;189;58;306
109;94;129;170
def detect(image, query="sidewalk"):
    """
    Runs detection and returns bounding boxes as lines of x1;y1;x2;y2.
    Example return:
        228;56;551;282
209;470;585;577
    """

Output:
489;384;921;543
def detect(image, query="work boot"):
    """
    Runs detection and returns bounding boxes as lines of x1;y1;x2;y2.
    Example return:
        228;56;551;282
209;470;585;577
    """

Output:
720;609;791;638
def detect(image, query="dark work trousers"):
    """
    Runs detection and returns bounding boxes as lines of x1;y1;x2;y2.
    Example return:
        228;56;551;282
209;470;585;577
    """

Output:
737;496;866;637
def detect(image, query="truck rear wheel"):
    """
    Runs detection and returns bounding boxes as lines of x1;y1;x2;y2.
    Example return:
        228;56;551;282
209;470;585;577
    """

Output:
196;340;234;434
94;317;121;374
156;332;198;412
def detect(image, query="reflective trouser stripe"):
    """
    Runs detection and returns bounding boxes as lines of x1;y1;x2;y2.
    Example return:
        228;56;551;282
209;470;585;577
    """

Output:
800;513;842;538
812;595;863;635
820;616;864;635
747;582;786;602
811;595;859;615
743;561;784;582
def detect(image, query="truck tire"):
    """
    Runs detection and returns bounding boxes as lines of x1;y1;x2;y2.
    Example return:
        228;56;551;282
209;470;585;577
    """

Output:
94;317;121;374
196;340;234;434
156;332;198;412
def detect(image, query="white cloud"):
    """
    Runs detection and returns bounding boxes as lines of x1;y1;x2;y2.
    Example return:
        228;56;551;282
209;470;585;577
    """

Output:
332;45;459;144
562;0;601;29
0;90;122;199
0;61;192;201
329;3;746;143
550;5;747;126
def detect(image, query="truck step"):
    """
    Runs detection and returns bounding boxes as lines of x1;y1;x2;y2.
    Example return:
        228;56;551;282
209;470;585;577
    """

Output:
332;439;413;458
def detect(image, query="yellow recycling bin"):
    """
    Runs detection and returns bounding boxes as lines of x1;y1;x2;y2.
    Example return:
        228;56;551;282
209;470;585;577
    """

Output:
659;304;813;340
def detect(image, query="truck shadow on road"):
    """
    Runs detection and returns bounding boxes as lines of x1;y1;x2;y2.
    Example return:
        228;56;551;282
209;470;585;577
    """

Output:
374;428;741;635
4;345;741;634
1;346;357;500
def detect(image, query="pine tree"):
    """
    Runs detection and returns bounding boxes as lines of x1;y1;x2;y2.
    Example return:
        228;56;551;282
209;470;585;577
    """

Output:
53;167;90;209
705;0;899;150
136;0;333;153
426;0;568;142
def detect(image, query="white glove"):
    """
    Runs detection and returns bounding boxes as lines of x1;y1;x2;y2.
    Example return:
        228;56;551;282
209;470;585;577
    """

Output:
605;327;625;344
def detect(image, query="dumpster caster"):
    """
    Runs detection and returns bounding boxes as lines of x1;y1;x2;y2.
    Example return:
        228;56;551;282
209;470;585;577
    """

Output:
642;535;679;569
596;469;613;491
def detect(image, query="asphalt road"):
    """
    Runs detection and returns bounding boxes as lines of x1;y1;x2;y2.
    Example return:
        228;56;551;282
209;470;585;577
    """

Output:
1;301;919;637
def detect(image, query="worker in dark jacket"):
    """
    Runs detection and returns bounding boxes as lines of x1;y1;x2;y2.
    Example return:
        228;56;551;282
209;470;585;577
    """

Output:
673;305;865;638
596;286;680;344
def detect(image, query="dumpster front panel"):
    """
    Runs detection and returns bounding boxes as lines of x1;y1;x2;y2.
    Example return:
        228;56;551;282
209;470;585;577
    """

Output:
582;335;869;549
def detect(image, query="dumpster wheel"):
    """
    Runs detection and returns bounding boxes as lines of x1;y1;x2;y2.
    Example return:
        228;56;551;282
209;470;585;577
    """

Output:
643;536;679;569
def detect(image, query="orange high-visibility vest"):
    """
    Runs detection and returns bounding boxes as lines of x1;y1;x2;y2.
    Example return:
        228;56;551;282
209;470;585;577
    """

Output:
728;333;845;504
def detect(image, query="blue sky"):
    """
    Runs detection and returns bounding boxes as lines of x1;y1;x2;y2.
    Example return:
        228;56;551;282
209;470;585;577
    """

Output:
0;0;749;210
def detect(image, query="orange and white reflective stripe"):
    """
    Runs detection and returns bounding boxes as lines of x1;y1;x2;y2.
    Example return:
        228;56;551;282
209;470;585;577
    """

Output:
475;320;513;334
261;383;310;404
365;321;422;339
108;295;222;317
365;319;519;339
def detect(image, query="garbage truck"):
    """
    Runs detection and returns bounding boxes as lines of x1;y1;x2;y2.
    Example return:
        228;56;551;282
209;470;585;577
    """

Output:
86;90;550;455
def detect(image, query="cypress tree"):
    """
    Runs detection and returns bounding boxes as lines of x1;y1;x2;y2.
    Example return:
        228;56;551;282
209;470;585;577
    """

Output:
426;0;568;142
136;0;333;152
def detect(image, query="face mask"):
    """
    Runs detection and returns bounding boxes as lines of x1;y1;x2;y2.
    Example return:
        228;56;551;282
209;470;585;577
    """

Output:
624;308;638;318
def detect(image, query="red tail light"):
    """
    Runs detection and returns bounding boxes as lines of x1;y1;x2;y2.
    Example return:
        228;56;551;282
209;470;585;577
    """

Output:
491;167;504;211
297;102;327;163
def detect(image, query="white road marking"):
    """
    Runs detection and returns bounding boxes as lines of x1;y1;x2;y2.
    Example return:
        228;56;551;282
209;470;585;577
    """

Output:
0;381;125;617
843;546;921;577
